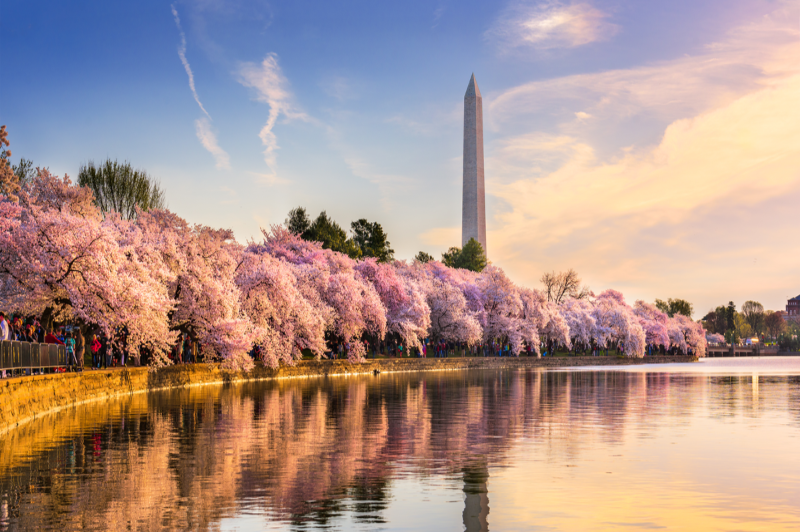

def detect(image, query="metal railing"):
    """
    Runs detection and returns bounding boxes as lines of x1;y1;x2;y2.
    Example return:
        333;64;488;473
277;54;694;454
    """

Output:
0;340;69;377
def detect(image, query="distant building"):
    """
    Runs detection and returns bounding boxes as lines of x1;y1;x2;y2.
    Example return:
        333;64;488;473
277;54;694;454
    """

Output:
786;295;800;320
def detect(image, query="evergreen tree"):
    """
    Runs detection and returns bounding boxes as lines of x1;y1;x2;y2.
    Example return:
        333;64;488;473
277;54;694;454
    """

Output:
441;247;462;269
285;208;394;262
726;301;736;332
351;218;394;262
415;251;434;263
306;211;361;259
285;207;311;236
440;238;487;272
459;238;488;272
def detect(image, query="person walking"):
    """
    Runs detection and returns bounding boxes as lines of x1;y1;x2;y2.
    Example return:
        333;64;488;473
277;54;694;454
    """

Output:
105;340;113;368
75;329;85;370
91;335;102;369
65;332;77;371
183;332;191;364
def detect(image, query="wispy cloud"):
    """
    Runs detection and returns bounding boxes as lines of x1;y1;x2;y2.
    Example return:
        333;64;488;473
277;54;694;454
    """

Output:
486;1;618;52
432;6;446;29
238;53;308;178
195;118;230;169
247;171;290;186
172;4;231;169
321;75;358;102
171;5;210;118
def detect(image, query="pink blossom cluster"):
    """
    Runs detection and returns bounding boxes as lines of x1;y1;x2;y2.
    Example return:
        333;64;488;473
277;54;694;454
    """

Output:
0;172;706;369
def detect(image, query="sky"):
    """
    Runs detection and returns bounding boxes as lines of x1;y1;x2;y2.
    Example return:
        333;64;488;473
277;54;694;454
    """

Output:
1;0;799;318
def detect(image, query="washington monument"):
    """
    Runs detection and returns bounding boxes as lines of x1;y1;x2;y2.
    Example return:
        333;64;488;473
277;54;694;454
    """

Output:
462;73;487;256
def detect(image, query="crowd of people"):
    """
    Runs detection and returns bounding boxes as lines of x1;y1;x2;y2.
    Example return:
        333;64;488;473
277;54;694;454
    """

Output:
321;335;692;360
0;310;210;378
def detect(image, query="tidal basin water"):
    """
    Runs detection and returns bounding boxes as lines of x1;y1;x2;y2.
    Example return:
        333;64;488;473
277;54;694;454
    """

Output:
2;358;800;531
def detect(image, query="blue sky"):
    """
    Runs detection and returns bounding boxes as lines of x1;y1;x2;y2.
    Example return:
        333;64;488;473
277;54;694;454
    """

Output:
2;0;799;316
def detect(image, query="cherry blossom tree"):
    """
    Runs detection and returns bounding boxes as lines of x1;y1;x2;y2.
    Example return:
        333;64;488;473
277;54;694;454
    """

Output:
592;290;646;357
559;297;597;352
0;170;175;362
236;249;326;368
674;314;707;357
476;266;528;354
424;276;482;346
355;258;430;350
522;288;570;354
127;209;257;369
2;166;700;368
256;227;387;362
633;301;671;349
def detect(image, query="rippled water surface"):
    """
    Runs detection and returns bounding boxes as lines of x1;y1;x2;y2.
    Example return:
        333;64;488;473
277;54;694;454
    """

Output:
2;358;800;531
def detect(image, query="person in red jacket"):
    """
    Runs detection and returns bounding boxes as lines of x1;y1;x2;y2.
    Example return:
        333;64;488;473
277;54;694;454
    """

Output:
90;335;102;369
44;329;65;345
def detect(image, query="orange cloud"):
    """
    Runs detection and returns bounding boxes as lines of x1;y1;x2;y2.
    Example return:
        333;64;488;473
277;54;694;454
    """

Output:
483;9;800;313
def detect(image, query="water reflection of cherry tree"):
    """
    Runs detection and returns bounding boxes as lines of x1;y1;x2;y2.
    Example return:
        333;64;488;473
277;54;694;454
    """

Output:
3;370;799;530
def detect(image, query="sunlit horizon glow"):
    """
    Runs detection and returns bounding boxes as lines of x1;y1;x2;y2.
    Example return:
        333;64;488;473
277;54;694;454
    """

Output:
2;0;798;317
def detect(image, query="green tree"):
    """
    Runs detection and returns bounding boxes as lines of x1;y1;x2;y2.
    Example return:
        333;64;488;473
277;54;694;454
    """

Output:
78;159;166;220
285;206;311;236
726;301;736;332
459;239;487;272
702;305;729;335
734;313;752;340
764;311;786;340
654;298;694;318
306;211;361;259
441;238;487;272
351;218;394;262
415;251;434;263
441;247;461;268
13;158;36;184
741;300;765;335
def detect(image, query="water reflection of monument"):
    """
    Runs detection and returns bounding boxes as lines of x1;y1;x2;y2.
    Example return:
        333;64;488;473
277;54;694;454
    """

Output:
463;461;490;531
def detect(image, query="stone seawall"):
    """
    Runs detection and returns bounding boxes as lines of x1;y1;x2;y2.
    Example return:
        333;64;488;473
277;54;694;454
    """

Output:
0;355;695;435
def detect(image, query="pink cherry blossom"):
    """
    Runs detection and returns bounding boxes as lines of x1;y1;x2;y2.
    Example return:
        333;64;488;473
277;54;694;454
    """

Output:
633;300;671;348
355;258;430;350
1;172;703;366
559;297;597;349
592;290;646;357
0;171;175;363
